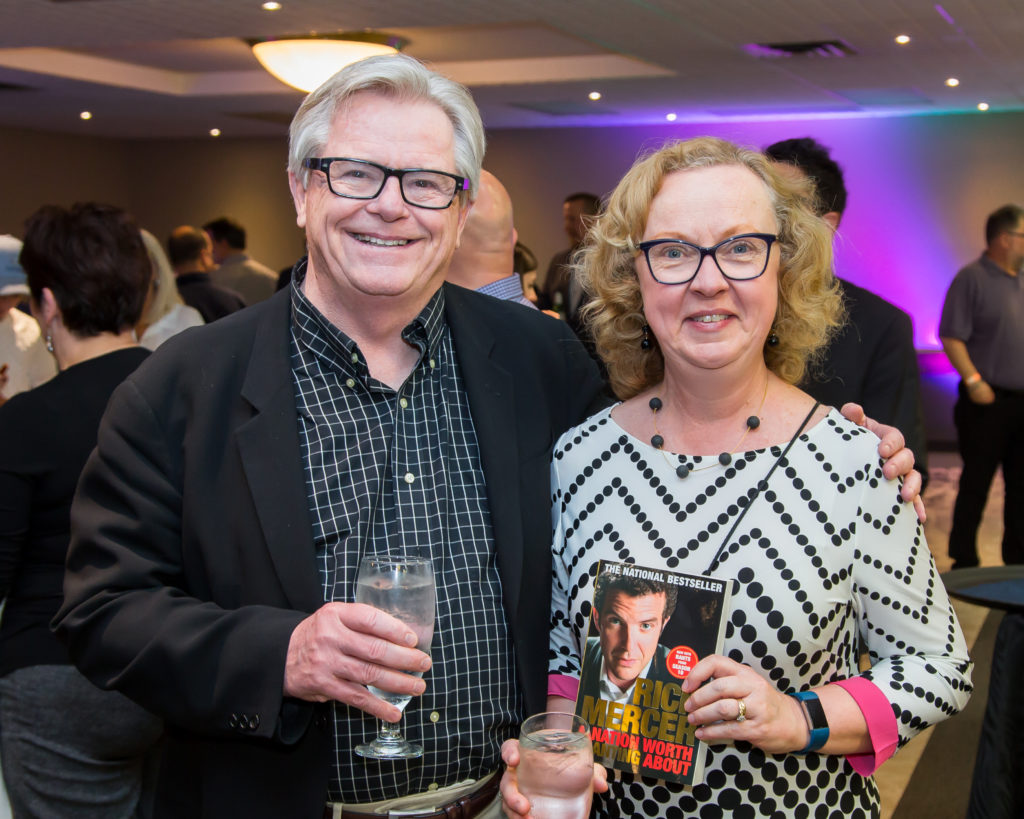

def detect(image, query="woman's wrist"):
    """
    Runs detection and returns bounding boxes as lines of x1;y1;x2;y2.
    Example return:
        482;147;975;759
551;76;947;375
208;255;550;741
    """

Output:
788;693;812;752
790;691;830;753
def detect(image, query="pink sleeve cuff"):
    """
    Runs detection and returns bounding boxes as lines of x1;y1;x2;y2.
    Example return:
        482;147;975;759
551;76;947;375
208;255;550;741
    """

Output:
548;674;580;701
833;677;899;775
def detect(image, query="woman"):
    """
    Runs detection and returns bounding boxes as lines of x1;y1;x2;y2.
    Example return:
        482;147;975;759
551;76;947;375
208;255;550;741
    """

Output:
504;138;972;818
0;203;164;818
135;228;204;350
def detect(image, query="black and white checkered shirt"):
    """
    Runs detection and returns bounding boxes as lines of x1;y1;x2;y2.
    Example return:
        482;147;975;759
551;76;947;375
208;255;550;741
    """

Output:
289;264;523;802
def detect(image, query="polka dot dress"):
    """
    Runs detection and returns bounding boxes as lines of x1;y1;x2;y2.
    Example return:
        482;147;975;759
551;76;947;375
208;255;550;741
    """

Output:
548;407;972;819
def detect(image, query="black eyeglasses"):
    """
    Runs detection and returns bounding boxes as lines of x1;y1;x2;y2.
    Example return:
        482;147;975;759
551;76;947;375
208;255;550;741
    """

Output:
303;157;469;210
637;233;779;285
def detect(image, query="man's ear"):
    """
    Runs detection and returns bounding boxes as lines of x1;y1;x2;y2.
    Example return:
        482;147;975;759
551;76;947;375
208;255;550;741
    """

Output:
453;198;474;250
288;171;309;229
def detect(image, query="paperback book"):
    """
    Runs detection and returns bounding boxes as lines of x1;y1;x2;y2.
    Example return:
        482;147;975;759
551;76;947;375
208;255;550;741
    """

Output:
575;560;731;787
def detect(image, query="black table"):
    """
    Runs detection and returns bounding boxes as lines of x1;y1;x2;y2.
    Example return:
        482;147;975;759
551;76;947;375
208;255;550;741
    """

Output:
942;565;1024;611
941;566;1024;819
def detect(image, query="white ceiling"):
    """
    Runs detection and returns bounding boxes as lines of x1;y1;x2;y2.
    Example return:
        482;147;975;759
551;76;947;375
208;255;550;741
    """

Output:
0;0;1021;139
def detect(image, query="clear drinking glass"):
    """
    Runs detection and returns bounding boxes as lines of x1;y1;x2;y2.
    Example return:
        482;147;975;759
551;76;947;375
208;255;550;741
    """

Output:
353;555;435;759
517;712;593;819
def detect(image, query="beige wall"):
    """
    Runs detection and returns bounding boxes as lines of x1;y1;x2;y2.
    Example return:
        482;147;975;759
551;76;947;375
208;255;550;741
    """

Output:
0;127;305;274
3;110;1024;346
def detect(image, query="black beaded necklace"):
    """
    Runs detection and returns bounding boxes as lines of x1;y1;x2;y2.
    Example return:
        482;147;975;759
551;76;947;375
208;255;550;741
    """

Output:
649;377;769;478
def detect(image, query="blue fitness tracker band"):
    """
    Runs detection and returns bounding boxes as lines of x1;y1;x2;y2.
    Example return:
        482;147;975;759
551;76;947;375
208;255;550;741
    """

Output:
790;690;829;753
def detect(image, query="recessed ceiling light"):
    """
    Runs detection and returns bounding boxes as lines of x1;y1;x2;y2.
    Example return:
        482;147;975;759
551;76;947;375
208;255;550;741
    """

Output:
262;2;282;10
666;113;677;122
79;111;92;120
588;91;602;101
945;77;960;87
210;128;222;137
894;34;911;45
977;102;990;111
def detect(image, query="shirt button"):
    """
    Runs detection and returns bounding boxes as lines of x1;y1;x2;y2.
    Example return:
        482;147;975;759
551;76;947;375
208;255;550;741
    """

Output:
429;711;440;723
427;783;439;792
351;352;359;363
404;472;415;484
429;359;436;369
345;378;356;389
399;398;409;409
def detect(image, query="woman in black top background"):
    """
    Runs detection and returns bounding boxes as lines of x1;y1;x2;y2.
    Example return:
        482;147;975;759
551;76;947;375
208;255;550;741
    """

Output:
0;203;163;818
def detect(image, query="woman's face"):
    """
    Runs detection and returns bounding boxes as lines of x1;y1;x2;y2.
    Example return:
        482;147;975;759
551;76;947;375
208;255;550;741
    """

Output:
636;164;780;377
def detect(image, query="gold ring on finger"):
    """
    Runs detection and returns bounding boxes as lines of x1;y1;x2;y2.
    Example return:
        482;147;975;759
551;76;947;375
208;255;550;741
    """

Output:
736;699;747;722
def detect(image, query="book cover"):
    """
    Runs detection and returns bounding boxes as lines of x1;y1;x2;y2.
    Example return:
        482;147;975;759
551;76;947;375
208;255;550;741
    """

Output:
574;560;731;787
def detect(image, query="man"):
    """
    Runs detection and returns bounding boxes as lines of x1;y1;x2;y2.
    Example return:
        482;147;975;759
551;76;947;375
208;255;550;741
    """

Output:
765;137;929;488
0;235;55;405
203;216;279;304
446;169;535;308
579;571;677;705
55;55;607;819
56;56;917;819
939;204;1024;568
536;192;600;326
167;225;247;322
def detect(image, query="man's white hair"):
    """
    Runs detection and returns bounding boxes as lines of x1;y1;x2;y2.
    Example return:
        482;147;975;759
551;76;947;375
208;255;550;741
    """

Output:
288;53;485;198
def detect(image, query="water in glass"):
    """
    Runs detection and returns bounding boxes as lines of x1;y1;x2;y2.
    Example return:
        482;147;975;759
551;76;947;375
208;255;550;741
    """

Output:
517;712;593;819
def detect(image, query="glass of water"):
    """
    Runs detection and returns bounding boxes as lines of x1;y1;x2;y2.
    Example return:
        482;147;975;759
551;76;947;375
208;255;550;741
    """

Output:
353;554;435;760
517;712;593;819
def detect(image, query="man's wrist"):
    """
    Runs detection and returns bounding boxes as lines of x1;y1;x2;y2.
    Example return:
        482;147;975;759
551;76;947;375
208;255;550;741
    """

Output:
964;372;984;390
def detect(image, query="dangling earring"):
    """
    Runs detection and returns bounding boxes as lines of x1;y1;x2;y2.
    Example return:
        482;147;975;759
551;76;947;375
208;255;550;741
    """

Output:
640;324;652;350
45;330;54;354
767;330;779;347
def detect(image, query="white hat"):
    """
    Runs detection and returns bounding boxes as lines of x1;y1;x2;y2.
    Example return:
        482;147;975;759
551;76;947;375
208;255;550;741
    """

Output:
0;235;29;297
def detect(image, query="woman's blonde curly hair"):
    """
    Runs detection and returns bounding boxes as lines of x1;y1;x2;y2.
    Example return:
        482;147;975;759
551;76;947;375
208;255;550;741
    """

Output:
576;136;844;399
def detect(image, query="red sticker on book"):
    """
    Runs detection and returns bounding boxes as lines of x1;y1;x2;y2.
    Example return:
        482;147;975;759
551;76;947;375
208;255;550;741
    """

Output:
666;646;698;679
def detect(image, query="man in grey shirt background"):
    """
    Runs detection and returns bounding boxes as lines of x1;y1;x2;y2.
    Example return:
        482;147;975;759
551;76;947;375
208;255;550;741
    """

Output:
939;203;1024;568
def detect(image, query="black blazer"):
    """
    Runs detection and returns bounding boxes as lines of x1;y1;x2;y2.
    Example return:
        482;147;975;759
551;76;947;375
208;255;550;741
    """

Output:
54;283;608;818
801;278;929;485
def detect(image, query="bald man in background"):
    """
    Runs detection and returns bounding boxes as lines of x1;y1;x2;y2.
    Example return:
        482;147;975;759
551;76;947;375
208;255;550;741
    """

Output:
447;169;535;308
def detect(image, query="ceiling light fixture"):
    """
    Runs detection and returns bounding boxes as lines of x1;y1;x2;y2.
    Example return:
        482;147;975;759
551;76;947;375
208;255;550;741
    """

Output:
261;2;282;10
894;34;911;45
249;32;409;93
79;111;92;120
210;128;222;137
977;102;989;111
666;113;677;122
588;91;602;101
945;77;960;87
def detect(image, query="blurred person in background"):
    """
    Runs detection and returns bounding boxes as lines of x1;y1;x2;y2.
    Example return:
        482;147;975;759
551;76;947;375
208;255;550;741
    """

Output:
203;216;278;305
167;225;246;322
135;229;204;350
0;235;55;406
514;241;539;305
0;202;163;819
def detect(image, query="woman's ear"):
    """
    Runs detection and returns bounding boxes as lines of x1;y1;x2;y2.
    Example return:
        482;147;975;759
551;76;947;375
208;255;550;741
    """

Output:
39;287;60;325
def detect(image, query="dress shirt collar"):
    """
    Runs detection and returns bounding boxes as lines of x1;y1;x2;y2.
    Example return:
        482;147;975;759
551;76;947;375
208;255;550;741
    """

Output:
289;257;447;379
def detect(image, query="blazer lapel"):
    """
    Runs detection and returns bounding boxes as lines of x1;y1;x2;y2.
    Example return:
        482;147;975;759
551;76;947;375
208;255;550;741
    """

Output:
236;294;322;612
444;286;524;617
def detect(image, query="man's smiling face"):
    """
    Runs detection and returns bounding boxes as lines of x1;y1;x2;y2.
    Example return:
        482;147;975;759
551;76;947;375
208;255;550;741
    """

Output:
290;91;470;312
